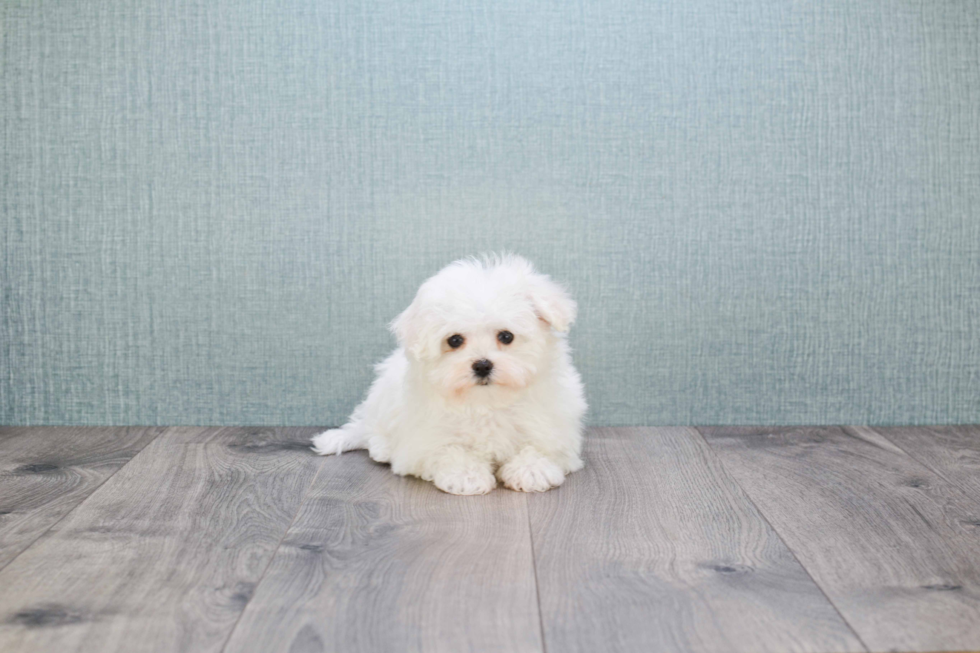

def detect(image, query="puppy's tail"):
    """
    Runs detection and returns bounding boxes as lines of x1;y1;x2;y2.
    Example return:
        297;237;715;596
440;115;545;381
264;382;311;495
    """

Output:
311;427;368;456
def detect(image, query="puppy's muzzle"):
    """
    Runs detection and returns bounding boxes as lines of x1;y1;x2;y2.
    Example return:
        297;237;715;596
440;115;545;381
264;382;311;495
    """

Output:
472;359;493;379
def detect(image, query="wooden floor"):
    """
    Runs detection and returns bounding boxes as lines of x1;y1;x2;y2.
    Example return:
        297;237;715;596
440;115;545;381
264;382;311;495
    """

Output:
0;427;978;653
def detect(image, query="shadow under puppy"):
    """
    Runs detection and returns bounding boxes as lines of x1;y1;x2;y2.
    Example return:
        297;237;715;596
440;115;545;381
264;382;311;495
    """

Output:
312;254;587;495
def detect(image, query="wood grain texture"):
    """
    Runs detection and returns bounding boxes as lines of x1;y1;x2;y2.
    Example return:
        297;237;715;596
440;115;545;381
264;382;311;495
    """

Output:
527;427;864;653
0;426;163;570
0;427;324;653
222;450;543;653
870;425;980;502
699;425;980;652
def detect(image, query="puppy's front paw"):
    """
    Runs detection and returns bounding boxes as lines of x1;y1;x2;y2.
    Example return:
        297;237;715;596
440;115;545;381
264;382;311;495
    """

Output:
498;449;566;492
433;467;496;495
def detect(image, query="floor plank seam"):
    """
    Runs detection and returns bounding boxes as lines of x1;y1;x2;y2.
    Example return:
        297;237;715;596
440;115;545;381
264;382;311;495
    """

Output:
0;426;167;575
861;426;980;512
524;493;549;653
692;426;873;653
218;454;328;653
850;426;945;481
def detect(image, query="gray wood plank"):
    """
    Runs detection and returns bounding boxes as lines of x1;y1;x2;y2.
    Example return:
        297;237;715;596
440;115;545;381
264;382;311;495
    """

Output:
700;425;980;653
0;426;163;570
0;427;324;653
869;425;980;502
223;450;543;653
527;427;864;653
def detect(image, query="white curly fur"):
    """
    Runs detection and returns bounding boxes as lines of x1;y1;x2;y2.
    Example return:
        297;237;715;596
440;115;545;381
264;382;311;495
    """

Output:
312;255;587;495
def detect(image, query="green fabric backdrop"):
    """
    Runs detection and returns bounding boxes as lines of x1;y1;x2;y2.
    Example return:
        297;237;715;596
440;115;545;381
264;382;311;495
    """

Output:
2;0;978;425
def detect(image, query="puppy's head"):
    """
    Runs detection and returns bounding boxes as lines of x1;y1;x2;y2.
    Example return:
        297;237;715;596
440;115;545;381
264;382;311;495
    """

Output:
391;255;576;402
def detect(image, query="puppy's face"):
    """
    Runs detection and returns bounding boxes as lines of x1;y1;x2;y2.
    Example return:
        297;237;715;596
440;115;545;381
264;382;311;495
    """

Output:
391;256;576;402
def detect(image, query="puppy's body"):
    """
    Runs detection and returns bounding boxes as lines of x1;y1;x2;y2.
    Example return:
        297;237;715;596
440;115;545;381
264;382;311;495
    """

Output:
313;256;586;495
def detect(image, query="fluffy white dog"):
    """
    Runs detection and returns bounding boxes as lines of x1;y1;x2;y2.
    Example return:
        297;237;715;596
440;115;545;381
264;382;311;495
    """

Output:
312;255;587;495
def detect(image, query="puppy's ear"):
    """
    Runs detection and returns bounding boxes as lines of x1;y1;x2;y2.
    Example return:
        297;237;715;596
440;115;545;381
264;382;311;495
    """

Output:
527;274;577;332
390;301;419;355
390;299;432;360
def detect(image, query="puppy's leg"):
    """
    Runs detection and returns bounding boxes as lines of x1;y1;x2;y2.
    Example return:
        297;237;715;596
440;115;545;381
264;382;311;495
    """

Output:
366;435;391;463
311;425;368;456
426;446;496;496
497;446;566;493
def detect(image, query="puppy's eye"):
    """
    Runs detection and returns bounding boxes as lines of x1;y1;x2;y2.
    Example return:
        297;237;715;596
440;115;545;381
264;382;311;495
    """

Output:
447;334;465;349
497;330;514;345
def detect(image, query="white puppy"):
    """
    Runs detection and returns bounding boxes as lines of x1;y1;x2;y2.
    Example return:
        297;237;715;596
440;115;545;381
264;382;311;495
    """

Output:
312;254;587;495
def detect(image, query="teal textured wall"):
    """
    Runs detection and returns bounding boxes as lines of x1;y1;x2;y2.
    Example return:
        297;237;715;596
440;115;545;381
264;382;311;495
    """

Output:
2;0;978;426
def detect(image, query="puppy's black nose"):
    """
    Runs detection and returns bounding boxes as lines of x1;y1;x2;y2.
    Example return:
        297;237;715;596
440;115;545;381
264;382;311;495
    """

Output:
472;359;493;378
